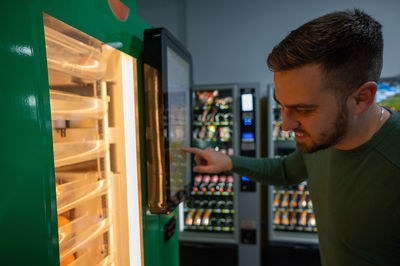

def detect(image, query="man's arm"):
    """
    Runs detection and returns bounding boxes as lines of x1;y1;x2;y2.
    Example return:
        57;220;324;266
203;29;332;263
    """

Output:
182;147;308;186
230;150;308;186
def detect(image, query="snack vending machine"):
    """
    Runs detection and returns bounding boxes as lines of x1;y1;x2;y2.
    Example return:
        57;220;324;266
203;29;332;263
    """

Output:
179;84;263;266
1;2;180;266
266;85;320;265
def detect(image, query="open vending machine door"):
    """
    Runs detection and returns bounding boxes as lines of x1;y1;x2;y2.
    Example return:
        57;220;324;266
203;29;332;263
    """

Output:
44;14;143;266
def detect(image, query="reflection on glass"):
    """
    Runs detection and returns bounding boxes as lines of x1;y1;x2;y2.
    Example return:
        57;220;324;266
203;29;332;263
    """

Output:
166;47;191;199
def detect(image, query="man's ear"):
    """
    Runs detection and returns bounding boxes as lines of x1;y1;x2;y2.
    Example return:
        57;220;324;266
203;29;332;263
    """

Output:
350;81;377;115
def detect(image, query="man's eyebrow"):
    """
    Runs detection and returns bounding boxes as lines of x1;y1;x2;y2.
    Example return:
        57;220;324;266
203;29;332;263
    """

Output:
273;94;319;108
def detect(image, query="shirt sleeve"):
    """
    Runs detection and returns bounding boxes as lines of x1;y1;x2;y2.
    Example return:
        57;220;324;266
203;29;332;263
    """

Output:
230;150;308;186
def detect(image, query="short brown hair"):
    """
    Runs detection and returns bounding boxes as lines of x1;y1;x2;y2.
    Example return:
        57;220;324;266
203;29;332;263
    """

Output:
267;9;383;96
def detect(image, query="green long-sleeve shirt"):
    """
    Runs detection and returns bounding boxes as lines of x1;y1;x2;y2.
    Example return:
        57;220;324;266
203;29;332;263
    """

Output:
231;110;400;266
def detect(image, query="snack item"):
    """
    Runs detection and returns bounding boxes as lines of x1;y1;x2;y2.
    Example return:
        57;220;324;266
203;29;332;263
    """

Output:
308;213;316;227
185;210;194;225
290;191;299;208
290;211;298;226
60;254;75;266
299;210;308;226
57;215;70;227
273;210;281;225
273;191;282;207
282;210;290;225
281;191;290;207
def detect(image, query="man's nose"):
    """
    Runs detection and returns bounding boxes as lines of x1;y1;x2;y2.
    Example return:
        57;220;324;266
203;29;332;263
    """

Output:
281;109;300;131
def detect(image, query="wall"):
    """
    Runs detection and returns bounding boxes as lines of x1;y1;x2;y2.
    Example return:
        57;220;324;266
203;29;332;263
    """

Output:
137;0;187;45
137;0;400;90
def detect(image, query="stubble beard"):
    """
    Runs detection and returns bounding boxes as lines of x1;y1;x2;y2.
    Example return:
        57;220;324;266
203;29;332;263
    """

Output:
296;102;349;153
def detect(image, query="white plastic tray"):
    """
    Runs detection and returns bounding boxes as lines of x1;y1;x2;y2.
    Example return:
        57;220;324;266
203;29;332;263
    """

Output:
44;26;106;80
57;179;110;214
53;140;108;168
59;217;111;262
50;90;107;121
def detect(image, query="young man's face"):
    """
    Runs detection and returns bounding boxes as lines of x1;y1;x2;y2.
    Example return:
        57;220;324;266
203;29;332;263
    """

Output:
274;64;349;153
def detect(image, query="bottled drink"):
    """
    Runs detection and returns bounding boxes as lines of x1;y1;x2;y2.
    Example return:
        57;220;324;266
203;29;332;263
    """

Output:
210;216;217;226
192;174;202;192
193;210;203;226
199;199;208;209
199;175;210;192
216;199;226;209
273;191;282;207
307;213;316;227
299;193;307;208
226;175;234;192
282;210;290;225
202;210;212;226
290;191;299;208
199;126;207;139
307;198;313;209
273;210;281;225
193;197;202;209
299;210;308;226
192;127;200;139
290;211;297;226
226;200;234;209
225;215;233;227
201;109;209;122
216;216;226;227
207;199;217;209
281;191;290;207
185;210;195;225
207;175;219;192
208;108;218;123
216;175;226;192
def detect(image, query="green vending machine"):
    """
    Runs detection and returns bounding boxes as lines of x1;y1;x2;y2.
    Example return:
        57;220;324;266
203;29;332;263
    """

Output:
0;1;186;265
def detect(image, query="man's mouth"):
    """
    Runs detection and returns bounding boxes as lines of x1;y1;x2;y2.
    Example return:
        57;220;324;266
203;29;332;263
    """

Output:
294;131;307;138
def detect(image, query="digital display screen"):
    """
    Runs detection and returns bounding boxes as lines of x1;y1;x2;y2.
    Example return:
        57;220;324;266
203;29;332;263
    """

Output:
244;118;252;126
242;132;254;140
241;94;253;111
166;46;191;197
241;176;251;181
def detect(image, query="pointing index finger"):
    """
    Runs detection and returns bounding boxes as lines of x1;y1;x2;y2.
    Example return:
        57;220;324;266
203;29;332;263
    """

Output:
181;147;203;155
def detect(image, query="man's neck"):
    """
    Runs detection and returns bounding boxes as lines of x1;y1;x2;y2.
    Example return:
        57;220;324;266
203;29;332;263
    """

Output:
334;104;390;151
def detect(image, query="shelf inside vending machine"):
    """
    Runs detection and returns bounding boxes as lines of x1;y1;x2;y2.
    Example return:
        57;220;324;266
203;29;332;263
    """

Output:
50;90;108;121
96;252;114;266
57;178;110;214
59;230;114;266
59;216;111;262
53;140;108;168
44;25;106;80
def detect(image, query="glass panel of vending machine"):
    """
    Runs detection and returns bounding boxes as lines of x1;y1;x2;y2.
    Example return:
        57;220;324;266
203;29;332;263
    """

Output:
143;28;192;214
267;85;318;245
184;87;236;236
179;83;262;266
44;14;143;266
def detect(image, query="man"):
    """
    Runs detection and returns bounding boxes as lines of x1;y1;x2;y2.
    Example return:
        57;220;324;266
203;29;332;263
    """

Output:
182;9;400;266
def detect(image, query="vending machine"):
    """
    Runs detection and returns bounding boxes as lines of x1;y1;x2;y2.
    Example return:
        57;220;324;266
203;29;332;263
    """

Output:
179;83;264;266
0;1;181;266
265;85;320;265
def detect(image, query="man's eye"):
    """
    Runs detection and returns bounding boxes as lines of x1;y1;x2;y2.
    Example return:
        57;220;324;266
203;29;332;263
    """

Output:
296;108;314;114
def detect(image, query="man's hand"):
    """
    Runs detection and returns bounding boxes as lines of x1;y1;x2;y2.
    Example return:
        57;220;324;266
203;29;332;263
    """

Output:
181;147;233;173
